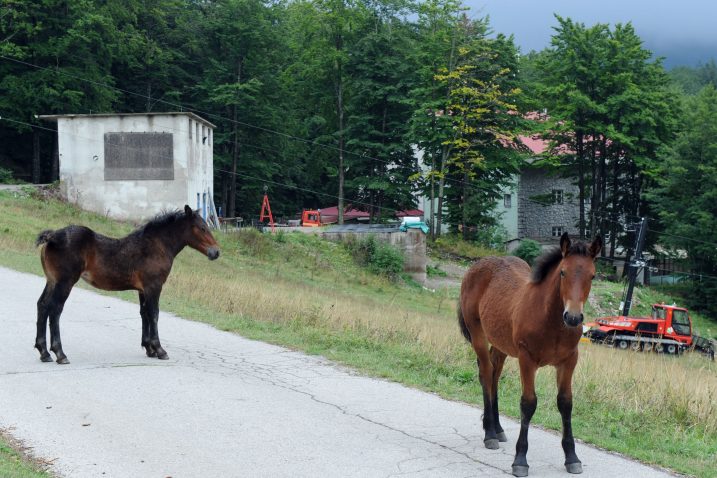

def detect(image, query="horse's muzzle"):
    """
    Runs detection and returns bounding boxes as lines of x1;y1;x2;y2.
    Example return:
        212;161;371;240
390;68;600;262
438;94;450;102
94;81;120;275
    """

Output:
563;311;584;328
207;247;220;260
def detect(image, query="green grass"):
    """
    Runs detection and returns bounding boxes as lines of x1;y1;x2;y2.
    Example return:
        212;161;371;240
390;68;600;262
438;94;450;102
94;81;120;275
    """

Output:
0;434;48;478
1;190;716;477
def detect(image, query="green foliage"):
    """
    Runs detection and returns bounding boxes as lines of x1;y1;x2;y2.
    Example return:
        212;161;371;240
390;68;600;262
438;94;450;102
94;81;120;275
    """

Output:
0;167;17;184
512;239;542;265
432;234;503;260
344;235;404;278
648;85;717;316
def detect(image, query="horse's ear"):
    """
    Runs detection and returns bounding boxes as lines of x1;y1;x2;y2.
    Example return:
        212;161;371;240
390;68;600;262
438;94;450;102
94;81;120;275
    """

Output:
560;232;571;257
184;205;193;217
589;235;603;260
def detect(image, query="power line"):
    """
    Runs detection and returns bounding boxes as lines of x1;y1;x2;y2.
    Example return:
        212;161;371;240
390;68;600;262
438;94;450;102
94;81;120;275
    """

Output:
0;114;409;217
0;54;541;208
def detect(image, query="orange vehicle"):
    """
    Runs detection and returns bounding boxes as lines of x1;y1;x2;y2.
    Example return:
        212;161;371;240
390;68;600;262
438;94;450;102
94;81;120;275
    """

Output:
585;304;715;359
301;209;322;227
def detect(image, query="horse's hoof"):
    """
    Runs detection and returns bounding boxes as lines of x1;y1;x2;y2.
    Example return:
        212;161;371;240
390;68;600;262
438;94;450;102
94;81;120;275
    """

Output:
145;350;157;358
512;465;529;477
56;357;70;365
40;354;53;363
497;431;508;442
157;352;169;360
484;438;500;450
565;462;583;474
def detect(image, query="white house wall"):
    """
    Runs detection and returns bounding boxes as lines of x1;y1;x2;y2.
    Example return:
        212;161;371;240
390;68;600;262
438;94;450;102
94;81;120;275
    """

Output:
57;114;213;220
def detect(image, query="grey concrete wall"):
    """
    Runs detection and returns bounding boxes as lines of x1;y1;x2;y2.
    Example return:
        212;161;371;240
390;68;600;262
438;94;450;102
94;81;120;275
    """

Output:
320;230;427;284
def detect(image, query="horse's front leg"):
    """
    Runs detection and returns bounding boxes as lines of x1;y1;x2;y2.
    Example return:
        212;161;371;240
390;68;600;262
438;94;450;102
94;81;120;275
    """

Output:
557;352;582;474
145;288;168;360
512;354;538;477
138;292;156;358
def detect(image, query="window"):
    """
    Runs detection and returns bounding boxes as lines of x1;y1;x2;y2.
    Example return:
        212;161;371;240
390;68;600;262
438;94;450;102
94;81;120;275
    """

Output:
672;309;691;336
551;226;564;237
552;189;563;204
188;119;192;139
196;123;200;143
652;306;667;320
104;132;174;180
504;193;512;208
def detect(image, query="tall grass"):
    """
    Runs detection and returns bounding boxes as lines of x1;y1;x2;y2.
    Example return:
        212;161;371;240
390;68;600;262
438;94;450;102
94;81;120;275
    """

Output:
1;190;716;476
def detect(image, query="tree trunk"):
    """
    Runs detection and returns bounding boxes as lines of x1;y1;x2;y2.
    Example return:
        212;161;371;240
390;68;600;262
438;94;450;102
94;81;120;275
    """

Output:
610;153;619;258
435;145;449;237
430;150;436;239
589;136;599;238
462;170;469;240
576;132;585;238
32;128;40;184
335;31;345;225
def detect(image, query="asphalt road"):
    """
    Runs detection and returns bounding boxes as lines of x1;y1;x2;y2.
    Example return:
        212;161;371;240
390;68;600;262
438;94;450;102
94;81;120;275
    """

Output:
0;267;676;478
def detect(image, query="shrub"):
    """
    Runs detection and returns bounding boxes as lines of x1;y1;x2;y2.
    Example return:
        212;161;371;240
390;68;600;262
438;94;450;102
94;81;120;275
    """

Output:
512;239;542;265
344;235;404;279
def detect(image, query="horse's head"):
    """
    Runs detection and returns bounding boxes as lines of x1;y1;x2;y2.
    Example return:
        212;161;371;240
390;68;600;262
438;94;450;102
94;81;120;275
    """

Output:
183;205;220;260
558;232;602;327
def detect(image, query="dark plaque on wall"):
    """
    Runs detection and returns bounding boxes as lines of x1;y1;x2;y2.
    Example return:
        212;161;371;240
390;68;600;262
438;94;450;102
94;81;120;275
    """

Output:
104;132;174;180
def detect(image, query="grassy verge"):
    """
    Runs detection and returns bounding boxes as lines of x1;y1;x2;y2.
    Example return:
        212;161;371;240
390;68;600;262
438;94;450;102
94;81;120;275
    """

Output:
0;431;49;478
1;190;716;477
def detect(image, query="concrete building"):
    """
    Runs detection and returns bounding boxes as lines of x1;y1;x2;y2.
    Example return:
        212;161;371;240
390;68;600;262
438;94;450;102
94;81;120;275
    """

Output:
497;135;587;251
40;112;215;220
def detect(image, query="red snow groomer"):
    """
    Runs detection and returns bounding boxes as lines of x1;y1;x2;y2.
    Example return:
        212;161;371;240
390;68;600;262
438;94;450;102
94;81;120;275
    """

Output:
585;303;715;359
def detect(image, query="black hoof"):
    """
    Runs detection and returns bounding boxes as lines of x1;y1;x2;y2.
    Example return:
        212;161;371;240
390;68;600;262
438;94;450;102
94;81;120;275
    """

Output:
145;349;157;358
40;353;53;363
56;357;70;365
156;352;169;360
497;431;508;442
512;465;529;477
566;462;583;474
484;438;500;450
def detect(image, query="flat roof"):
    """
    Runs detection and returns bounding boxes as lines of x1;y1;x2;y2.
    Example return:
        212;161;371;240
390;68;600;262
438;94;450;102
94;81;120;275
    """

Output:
38;111;216;129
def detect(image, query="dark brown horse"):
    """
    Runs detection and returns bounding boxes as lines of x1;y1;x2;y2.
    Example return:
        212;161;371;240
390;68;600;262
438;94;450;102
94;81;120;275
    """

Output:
35;205;219;364
458;233;602;477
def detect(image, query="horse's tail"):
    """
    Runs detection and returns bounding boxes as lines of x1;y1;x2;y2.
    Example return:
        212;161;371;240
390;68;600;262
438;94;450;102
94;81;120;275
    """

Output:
36;229;56;247
457;300;471;343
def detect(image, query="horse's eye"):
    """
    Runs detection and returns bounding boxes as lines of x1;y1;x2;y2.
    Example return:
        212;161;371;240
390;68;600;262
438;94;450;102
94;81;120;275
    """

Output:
592;275;596;280
560;270;565;278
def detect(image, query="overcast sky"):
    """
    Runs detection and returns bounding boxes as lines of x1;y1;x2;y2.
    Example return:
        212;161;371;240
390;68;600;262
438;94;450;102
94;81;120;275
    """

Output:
465;0;717;67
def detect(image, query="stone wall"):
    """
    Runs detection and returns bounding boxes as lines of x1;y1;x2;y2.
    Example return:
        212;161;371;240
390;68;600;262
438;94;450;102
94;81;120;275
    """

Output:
518;167;585;241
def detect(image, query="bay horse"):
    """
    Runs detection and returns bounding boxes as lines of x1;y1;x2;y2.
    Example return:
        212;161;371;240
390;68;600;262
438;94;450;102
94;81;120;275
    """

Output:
35;205;220;364
458;233;602;477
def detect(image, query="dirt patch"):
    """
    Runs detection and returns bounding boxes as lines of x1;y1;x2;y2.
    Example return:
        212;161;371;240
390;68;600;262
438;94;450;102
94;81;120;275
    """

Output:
424;258;469;290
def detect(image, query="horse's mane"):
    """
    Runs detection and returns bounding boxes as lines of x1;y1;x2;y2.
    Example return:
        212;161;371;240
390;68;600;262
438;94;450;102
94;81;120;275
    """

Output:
135;210;186;235
530;242;591;283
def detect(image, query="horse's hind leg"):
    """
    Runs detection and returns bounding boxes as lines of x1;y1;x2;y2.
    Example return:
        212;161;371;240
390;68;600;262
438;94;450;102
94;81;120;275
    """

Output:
490;346;508;442
48;281;74;364
557;352;582;474
35;283;53;362
470;327;499;449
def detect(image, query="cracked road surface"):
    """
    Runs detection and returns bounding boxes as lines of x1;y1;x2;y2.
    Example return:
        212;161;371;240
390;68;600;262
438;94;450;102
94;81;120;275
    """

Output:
0;267;674;478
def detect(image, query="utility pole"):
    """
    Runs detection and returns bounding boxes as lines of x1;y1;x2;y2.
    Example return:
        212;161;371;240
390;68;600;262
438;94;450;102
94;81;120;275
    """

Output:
621;217;648;316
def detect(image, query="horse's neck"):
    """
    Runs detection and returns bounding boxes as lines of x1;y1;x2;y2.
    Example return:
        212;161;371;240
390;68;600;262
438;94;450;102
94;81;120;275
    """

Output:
147;224;186;258
537;269;564;323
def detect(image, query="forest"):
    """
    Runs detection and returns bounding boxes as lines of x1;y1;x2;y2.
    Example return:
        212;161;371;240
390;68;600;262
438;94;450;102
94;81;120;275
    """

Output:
1;0;717;307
